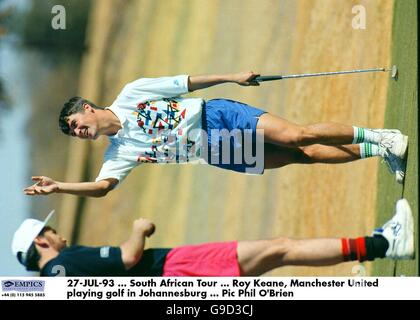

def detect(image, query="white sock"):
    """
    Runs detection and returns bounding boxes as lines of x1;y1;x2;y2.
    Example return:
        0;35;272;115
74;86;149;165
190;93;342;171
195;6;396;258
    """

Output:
353;126;381;144
359;143;384;158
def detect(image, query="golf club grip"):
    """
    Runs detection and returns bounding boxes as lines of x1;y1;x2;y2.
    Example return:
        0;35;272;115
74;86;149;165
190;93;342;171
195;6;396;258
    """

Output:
254;75;283;82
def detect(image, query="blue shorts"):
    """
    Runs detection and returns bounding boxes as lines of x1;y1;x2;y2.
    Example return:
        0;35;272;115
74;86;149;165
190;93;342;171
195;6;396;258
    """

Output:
201;99;266;174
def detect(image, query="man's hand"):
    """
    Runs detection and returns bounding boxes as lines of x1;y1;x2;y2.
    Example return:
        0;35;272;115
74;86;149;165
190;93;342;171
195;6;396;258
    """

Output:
232;71;260;86
121;218;155;269
24;176;58;196
133;218;155;238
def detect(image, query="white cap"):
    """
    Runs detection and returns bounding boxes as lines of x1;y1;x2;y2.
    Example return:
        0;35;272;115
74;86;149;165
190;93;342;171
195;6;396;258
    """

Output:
11;210;55;257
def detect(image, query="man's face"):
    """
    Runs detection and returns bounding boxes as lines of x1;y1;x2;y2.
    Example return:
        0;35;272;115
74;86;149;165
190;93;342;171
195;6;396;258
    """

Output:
66;104;99;140
43;229;67;251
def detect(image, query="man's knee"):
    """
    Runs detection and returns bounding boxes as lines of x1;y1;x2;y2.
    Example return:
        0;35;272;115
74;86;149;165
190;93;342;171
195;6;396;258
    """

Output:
294;146;317;164
267;237;294;257
281;126;313;147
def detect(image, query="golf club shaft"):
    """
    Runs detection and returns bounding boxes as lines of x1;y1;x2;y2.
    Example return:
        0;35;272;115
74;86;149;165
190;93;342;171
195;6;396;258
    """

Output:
255;68;387;82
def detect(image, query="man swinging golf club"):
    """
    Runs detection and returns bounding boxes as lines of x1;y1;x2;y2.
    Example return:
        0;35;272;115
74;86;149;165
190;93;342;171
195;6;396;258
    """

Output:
12;199;414;276
24;71;408;198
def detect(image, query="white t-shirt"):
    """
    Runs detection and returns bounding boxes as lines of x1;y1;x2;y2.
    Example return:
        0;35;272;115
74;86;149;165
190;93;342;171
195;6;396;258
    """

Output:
95;75;204;185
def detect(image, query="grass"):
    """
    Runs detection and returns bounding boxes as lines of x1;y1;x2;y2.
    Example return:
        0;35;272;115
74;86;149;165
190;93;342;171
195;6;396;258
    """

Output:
373;0;418;276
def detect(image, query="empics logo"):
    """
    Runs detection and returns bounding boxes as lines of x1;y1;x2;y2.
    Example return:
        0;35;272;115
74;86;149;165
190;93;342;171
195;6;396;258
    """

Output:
1;280;45;292
2;281;14;288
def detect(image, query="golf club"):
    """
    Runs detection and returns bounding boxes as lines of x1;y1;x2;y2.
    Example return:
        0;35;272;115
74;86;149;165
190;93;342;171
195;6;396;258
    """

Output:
254;65;398;82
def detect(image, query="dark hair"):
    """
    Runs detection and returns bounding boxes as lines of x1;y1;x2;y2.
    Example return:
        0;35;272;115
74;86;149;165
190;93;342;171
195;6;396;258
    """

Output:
19;243;41;272
17;226;53;272
58;96;103;135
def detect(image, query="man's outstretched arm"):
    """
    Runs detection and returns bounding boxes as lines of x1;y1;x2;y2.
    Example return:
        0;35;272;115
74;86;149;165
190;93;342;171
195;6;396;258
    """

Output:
188;71;260;92
23;176;118;198
120;218;156;270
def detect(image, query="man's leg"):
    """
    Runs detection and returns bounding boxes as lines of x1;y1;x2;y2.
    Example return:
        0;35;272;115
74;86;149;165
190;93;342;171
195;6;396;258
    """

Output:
237;199;414;276
237;238;344;276
259;114;408;182
258;113;353;147
257;113;408;159
238;236;391;276
264;143;380;169
263;142;406;183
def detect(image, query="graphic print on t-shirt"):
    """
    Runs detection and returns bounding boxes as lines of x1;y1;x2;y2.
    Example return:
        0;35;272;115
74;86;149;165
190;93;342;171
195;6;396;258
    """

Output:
133;98;194;163
134;98;186;135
